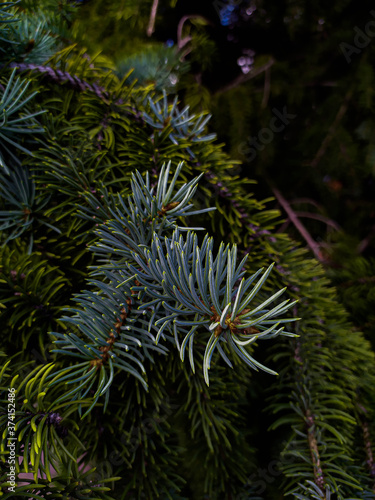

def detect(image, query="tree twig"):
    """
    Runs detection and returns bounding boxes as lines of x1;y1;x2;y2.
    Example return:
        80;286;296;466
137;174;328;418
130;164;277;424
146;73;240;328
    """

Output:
289;197;324;210
214;58;275;96
306;409;326;491
276;220;291;233
273;188;323;262
293;211;341;231
147;0;159;37
176;15;213;51
339;275;375;289
261;65;271;108
357;225;375;254
310;89;353;168
358;403;375;492
177;15;193;49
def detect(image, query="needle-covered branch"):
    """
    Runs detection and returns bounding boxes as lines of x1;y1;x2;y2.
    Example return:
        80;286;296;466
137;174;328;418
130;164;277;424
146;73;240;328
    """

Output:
50;163;298;415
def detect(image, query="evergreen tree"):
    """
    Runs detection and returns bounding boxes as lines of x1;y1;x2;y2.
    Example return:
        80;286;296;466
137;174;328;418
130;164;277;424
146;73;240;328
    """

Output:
0;2;375;499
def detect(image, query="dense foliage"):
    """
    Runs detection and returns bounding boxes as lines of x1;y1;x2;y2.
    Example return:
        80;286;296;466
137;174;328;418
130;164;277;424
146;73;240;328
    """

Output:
71;0;375;352
0;1;375;499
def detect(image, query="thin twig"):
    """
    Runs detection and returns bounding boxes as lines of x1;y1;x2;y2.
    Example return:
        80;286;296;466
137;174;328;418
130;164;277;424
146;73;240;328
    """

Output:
358;403;375;492
276;220;291;233
177;15;213;51
214;58;275;96
177;15;193;49
293;309;326;493
357;225;375;254
273;188;323;262
289;198;324;210
339;275;375;289
261;65;271;108
310;89;353;168
147;0;159;37
306;409;326;490
293;211;341;231
304;81;338;87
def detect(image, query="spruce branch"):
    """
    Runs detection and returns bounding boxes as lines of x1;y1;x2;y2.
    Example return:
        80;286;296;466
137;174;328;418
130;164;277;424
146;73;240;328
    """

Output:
0;166;60;244
0;1;20;50
7;14;57;64
46;163;298;418
292;480;333;500
0;241;70;346
306;409;325;491
9;61;110;100
0;361;86;483
357;403;375;494
0;68;45;173
143;90;216;157
1;2;374;495
88;163;298;385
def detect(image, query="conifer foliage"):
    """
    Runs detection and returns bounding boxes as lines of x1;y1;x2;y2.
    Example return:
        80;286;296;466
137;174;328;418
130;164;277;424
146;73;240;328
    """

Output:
0;2;375;499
